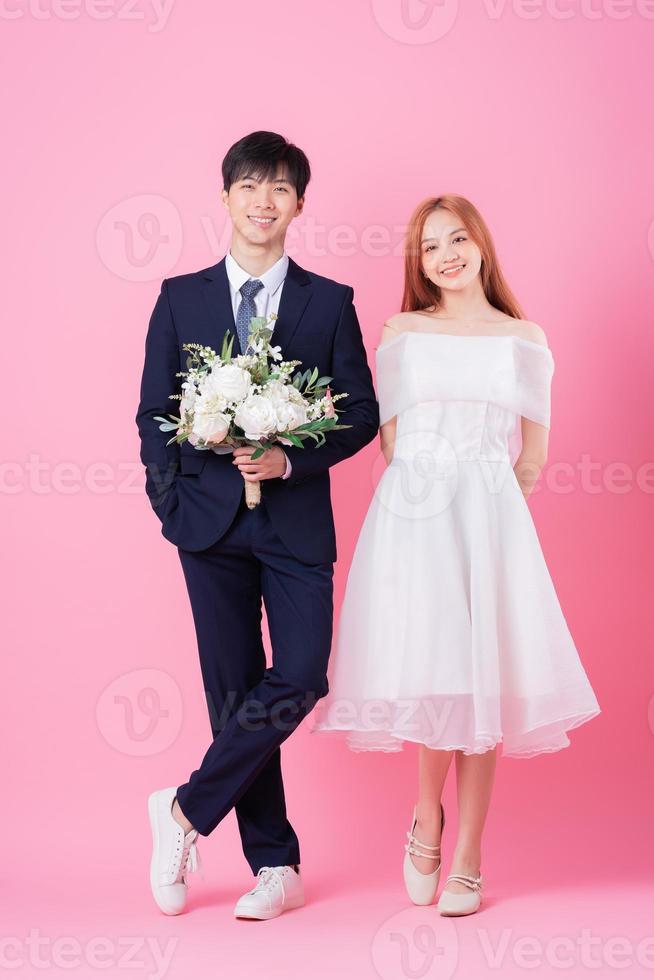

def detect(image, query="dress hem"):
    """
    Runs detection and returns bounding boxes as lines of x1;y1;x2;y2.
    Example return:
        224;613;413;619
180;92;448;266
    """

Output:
309;706;601;758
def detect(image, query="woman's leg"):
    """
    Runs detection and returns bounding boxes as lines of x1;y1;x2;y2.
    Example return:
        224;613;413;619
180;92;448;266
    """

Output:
443;746;497;893
410;746;454;874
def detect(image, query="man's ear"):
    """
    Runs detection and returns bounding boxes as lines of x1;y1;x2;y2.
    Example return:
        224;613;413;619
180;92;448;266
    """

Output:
295;195;305;218
221;188;230;211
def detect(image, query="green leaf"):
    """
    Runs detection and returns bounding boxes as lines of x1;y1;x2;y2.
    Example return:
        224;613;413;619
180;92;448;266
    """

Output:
221;331;236;362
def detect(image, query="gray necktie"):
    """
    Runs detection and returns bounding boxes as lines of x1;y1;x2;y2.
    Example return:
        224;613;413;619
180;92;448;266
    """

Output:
236;279;264;354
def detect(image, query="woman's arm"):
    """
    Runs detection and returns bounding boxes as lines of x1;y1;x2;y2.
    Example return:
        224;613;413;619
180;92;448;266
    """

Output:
514;418;549;499
380;417;397;467
512;321;550;499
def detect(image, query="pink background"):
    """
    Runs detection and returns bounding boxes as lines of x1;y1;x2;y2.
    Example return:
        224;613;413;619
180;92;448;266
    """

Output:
3;1;653;977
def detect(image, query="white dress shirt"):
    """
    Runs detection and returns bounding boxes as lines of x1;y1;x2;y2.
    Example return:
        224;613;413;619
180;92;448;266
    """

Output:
225;250;293;479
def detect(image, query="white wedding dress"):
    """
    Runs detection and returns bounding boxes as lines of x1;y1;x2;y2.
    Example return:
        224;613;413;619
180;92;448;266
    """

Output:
311;331;601;757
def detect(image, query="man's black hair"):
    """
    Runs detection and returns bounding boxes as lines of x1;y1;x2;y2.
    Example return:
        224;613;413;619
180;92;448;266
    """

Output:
222;131;311;200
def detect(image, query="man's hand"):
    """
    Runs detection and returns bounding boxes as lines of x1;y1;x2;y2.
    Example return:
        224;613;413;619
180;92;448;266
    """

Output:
232;445;287;482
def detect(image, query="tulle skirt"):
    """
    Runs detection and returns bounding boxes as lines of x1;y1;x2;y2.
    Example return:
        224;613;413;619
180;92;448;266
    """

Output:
310;458;601;757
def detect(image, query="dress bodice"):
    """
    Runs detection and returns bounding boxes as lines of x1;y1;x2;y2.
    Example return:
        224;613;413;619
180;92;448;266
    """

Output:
375;332;554;462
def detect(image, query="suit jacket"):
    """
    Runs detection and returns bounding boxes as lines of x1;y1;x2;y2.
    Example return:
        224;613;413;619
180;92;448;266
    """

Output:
135;256;380;564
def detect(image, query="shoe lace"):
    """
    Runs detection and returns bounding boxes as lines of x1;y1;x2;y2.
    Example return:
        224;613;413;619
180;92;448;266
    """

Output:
172;830;204;885
250;866;287;903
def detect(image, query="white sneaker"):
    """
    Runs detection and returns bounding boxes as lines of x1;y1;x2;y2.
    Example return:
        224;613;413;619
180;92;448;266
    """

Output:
148;787;202;915
233;865;305;920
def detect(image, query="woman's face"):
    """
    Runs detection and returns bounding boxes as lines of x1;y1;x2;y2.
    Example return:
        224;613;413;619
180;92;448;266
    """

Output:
420;210;482;292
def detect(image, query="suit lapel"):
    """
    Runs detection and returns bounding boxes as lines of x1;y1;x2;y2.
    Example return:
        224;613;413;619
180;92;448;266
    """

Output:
270;256;312;353
200;255;312;357
201;258;238;352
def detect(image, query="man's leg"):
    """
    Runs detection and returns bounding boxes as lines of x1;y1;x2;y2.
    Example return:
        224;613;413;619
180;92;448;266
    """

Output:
174;499;333;870
175;501;300;870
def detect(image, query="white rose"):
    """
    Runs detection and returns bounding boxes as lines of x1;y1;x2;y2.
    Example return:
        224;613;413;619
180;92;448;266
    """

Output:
234;395;279;440
208;363;251;402
192;411;230;444
194;387;228;416
274;400;307;432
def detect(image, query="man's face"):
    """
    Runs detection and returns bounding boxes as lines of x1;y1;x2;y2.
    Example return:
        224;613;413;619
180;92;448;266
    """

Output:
221;166;304;250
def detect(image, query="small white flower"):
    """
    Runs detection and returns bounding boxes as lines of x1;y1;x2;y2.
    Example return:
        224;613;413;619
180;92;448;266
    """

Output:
180;381;197;421
249;338;266;356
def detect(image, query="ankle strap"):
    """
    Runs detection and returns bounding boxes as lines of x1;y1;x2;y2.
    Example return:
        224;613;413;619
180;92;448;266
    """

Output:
446;873;482;891
406;830;440;851
405;843;442;862
405;829;441;862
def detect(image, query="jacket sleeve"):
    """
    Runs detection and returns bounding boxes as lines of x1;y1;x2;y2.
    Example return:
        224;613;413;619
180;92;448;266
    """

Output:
135;279;181;521
282;287;380;484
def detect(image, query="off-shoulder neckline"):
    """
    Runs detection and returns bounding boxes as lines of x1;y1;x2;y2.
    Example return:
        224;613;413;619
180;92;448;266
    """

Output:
376;330;553;357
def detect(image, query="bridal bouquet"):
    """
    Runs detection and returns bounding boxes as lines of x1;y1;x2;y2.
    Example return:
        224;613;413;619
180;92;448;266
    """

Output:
155;314;350;508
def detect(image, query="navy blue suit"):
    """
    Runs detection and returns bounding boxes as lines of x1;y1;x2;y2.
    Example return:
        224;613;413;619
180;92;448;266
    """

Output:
135;256;379;871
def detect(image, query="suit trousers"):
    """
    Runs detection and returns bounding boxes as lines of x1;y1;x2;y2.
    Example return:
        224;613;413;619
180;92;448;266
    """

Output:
174;491;334;874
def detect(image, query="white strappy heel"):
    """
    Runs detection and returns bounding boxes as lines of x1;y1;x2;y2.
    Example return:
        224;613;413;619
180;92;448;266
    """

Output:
437;872;483;916
403;802;445;905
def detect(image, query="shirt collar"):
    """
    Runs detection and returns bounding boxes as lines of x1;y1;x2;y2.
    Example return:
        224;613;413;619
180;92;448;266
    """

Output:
225;250;289;297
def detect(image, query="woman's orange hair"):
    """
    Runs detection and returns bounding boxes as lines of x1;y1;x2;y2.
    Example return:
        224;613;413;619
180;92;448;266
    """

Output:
401;194;526;320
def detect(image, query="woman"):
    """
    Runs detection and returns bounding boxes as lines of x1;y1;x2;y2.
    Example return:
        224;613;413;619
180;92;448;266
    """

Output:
311;194;601;916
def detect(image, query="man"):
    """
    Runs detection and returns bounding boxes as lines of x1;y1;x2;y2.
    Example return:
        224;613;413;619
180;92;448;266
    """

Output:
136;131;379;919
